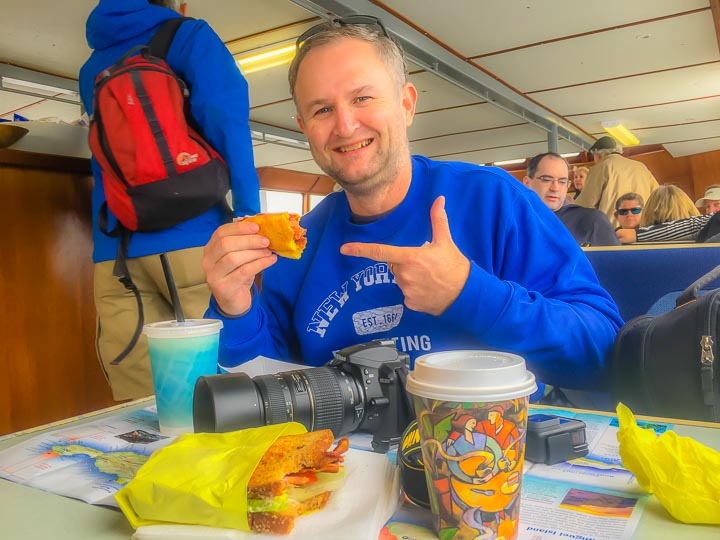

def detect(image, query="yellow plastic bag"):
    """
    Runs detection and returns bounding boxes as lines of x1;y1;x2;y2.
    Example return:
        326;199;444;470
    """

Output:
115;422;306;530
616;403;720;524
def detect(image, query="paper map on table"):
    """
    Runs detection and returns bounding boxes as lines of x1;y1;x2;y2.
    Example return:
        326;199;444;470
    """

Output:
381;409;673;540
0;408;172;506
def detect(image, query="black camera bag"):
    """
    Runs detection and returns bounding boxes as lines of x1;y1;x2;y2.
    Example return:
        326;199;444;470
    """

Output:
612;264;720;422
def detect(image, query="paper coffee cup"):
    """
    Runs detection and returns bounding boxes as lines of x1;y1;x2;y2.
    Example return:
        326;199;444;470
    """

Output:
406;350;537;540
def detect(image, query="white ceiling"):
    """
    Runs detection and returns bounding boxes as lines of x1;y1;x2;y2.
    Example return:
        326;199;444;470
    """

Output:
1;0;718;172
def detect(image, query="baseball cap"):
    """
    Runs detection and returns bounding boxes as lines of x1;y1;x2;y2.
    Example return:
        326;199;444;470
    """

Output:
694;186;720;208
587;135;619;154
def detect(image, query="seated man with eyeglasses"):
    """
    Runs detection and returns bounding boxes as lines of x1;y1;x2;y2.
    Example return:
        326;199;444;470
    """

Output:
523;153;619;247
614;193;644;230
202;15;623;400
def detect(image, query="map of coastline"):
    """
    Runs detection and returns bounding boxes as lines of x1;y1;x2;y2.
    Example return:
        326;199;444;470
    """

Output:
50;444;149;485
0;409;171;506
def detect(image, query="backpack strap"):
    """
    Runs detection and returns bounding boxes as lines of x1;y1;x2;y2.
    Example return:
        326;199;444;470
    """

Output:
109;227;145;366
98;202;123;238
148;16;194;59
675;264;720;307
147;16;203;146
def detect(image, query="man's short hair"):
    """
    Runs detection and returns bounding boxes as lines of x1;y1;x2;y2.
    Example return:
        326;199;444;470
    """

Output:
288;22;408;102
148;0;182;11
526;152;567;178
615;192;644;210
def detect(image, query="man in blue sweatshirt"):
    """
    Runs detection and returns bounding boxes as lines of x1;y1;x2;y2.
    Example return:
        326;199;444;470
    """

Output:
80;0;260;400
202;19;623;395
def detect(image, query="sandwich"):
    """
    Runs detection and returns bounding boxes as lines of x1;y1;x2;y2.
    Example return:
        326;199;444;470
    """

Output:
242;212;307;259
247;430;348;534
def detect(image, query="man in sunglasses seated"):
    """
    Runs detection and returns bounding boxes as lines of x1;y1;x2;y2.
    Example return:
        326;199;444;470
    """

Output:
202;16;623;401
523;152;619;247
614;193;644;230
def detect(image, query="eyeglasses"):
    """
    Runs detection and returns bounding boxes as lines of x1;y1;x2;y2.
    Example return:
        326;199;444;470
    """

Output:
296;15;390;48
616;207;642;216
533;175;569;187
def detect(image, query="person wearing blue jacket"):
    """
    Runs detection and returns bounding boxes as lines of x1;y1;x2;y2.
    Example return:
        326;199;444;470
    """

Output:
202;19;623;396
80;0;260;400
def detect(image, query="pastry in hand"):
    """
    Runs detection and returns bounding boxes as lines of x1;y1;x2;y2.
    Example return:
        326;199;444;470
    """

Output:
242;212;307;259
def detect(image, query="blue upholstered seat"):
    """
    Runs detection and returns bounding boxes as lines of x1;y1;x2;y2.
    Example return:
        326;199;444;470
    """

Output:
557;244;720;411
583;244;720;322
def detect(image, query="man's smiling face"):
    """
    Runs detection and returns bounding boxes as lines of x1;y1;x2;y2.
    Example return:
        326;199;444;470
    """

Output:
293;38;416;196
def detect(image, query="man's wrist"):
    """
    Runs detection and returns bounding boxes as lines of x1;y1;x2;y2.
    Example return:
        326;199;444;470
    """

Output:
213;287;256;319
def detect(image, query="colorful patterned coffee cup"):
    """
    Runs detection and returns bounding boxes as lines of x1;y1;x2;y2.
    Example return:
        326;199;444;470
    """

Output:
406;350;537;540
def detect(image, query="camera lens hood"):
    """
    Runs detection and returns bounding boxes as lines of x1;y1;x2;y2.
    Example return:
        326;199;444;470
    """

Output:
193;372;265;433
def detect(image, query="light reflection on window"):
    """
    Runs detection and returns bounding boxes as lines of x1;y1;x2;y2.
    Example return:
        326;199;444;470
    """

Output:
260;190;303;214
309;194;326;211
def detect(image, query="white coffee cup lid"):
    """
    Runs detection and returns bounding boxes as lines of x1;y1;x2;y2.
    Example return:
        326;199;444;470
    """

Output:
406;350;537;401
143;319;223;339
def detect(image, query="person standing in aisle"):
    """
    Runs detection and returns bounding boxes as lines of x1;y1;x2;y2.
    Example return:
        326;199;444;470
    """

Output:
575;136;658;228
79;0;260;400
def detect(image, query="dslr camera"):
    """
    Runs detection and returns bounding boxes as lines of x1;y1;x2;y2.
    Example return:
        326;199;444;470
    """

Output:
193;339;414;452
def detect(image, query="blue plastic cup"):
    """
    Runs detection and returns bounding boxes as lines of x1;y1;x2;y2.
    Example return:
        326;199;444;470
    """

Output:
143;319;223;435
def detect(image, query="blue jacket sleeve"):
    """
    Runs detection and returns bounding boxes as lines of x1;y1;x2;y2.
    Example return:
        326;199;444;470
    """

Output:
443;192;623;390
168;20;260;217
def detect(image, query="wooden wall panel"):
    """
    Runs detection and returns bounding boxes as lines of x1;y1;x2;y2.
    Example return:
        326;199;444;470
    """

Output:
633;150;693;194
0;163;115;435
688;149;720;195
257;166;334;193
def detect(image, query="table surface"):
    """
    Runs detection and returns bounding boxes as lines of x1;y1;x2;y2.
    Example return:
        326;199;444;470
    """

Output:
1;401;718;540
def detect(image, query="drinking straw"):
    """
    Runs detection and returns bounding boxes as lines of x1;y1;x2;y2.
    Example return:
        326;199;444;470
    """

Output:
159;253;185;322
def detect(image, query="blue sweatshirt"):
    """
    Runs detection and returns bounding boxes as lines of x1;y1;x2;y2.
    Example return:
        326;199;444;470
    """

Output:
79;0;260;262
208;156;624;391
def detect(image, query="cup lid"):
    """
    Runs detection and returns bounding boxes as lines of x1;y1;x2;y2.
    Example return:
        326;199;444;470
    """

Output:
406;350;537;401
143;319;223;339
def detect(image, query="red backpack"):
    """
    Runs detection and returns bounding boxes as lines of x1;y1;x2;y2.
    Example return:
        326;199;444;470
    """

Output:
88;17;230;365
89;17;229;234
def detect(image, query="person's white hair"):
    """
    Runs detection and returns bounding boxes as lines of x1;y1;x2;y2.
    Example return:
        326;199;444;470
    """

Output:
594;145;623;158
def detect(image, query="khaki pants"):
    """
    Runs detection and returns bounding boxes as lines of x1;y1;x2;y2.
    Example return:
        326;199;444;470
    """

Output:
94;246;211;401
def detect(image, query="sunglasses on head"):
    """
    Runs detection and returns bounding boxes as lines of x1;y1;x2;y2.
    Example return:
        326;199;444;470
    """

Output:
617;207;642;216
296;15;389;48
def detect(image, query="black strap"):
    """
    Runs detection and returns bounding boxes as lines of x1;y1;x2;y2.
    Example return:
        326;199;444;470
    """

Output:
147;16;202;153
109;227;144;366
116;44;149;65
98;202;123;237
148;17;193;59
130;69;177;176
700;365;719;422
675;263;720;307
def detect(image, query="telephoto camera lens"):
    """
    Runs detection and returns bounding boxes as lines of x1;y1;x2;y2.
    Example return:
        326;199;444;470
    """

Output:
193;367;366;437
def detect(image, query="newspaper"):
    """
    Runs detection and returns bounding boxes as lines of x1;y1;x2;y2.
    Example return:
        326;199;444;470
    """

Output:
515;408;671;540
382;408;672;540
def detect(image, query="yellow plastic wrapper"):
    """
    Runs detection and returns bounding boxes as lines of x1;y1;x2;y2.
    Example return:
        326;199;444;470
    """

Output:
616;403;720;525
115;422;307;530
